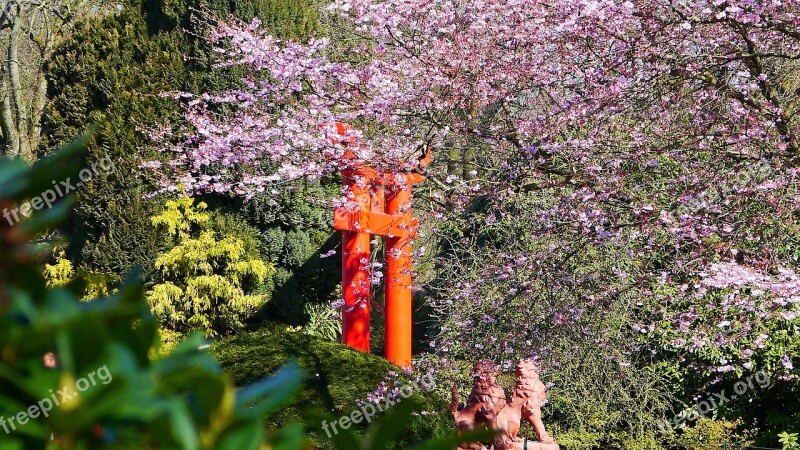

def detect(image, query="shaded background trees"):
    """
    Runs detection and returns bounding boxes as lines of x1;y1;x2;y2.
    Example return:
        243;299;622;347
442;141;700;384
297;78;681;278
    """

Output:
0;0;105;161
42;0;340;333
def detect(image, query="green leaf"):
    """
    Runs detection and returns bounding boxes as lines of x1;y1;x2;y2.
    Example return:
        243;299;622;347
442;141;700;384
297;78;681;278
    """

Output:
367;398;420;450
269;422;306;450
214;419;264;450
411;428;497;450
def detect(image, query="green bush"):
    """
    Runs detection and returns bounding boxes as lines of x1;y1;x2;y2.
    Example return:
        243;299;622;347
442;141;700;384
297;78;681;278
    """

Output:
301;301;342;342
780;431;800;450
213;326;454;449
227;181;341;324
670;418;756;450
43;248;116;299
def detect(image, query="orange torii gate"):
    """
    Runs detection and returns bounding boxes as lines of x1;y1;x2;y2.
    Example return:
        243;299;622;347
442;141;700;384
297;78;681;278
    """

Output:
332;123;429;367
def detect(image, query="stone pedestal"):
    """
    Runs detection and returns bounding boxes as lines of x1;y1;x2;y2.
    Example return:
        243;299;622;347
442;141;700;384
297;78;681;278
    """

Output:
461;440;559;450
524;443;560;450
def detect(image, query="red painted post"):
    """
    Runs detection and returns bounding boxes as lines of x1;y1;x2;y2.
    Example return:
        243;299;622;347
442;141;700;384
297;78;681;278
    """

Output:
341;168;372;352
384;177;414;367
334;121;372;352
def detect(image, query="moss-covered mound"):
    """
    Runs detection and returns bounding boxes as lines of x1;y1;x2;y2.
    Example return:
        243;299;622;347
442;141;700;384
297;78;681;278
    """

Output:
213;327;452;448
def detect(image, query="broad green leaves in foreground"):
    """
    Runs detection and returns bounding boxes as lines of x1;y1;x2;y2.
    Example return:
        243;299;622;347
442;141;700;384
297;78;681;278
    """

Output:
0;135;300;450
0;134;491;449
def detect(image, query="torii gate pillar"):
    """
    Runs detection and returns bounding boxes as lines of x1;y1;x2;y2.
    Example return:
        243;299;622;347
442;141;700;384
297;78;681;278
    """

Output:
384;178;414;367
339;164;373;352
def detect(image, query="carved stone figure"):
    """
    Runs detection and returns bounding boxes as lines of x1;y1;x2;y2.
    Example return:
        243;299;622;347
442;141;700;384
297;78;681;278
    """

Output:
467;360;507;428
452;359;559;450
450;360;506;450
493;359;557;450
450;386;488;450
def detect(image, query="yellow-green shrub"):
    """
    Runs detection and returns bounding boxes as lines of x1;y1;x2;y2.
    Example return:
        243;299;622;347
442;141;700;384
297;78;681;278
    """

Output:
146;194;273;337
670;418;755;450
43;248;114;299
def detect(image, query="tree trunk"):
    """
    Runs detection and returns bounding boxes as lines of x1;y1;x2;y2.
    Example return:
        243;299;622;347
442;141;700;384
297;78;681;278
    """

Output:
0;68;17;158
6;6;32;162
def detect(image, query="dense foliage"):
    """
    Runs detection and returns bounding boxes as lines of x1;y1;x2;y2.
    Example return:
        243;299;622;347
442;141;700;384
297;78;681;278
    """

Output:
0;0;796;447
0;136;306;450
420;192;675;447
43;0;338;323
141;0;800;446
213;326;455;449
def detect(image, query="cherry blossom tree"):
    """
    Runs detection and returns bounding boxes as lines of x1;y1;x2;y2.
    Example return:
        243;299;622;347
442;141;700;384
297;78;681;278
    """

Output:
144;0;800;396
